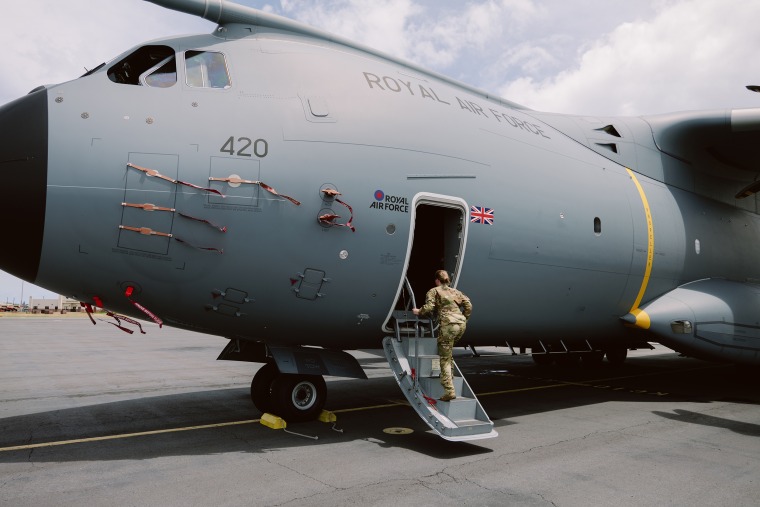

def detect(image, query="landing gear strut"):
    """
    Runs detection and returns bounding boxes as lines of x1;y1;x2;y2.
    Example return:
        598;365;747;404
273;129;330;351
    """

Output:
250;362;327;422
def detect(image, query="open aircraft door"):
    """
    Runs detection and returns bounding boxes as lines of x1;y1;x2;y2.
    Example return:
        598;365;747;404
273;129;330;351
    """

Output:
381;194;496;441
384;193;469;328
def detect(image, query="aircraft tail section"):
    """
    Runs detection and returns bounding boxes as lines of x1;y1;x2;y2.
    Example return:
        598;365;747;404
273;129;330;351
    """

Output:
383;311;497;441
623;278;760;365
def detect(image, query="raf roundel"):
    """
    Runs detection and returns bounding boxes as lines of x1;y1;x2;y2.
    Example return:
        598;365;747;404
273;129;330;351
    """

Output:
374;190;385;201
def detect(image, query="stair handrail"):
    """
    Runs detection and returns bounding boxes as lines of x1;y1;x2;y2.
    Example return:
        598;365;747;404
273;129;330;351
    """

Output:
404;276;417;310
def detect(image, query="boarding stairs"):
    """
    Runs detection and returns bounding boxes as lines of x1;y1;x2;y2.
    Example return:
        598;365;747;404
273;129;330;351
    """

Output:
382;310;497;441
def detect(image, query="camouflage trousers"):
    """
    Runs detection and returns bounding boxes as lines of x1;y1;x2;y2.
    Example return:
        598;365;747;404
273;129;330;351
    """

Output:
438;321;466;396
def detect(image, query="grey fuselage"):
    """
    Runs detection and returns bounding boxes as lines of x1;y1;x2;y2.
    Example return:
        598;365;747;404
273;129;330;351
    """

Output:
3;21;759;360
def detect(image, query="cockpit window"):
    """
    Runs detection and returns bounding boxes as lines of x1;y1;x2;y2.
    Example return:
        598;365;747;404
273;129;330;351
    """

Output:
144;57;177;88
185;51;231;89
108;45;175;86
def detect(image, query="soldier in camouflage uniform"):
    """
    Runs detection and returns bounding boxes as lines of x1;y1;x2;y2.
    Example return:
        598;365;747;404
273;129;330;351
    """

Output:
413;270;472;401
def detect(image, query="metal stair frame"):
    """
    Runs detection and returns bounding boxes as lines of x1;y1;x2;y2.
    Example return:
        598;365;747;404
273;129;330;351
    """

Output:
383;310;497;441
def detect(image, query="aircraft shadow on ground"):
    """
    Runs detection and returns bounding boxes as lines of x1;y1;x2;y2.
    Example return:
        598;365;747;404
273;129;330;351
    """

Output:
651;409;760;437
0;353;757;463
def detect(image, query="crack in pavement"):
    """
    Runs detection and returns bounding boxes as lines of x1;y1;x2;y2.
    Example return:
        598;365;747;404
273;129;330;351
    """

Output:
261;451;346;506
263;419;666;507
536;492;559;507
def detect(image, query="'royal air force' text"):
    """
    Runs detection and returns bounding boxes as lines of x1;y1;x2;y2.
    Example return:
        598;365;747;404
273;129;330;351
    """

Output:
363;72;550;140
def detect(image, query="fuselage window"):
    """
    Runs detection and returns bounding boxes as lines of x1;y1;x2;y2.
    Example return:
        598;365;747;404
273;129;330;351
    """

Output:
108;45;175;86
185;51;231;89
594;217;602;235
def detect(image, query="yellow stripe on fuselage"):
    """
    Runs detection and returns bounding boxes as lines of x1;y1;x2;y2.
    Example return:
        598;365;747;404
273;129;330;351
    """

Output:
626;168;654;313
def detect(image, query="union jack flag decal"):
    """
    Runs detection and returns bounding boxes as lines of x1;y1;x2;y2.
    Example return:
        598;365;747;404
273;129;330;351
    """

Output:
470;205;494;225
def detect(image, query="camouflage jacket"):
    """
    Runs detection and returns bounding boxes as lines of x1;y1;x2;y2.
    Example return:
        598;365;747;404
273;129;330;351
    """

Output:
418;284;472;325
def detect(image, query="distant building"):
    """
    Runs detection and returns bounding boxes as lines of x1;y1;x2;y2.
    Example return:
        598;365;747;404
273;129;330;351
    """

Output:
28;296;82;312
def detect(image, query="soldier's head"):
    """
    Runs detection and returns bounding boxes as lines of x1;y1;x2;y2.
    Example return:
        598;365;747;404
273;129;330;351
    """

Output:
435;270;450;286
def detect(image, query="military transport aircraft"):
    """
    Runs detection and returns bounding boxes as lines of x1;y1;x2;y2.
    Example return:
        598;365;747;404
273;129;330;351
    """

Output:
1;0;759;440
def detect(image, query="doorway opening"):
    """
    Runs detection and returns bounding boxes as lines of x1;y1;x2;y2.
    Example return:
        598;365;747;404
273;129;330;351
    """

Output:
384;195;468;332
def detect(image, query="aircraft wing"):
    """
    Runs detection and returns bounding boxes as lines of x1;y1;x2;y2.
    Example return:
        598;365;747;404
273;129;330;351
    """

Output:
643;108;760;187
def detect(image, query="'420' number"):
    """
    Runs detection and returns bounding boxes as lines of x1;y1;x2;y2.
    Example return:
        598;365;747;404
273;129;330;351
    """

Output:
220;136;269;158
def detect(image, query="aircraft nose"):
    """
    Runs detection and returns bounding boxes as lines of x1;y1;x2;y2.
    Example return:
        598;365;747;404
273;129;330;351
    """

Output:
0;88;48;283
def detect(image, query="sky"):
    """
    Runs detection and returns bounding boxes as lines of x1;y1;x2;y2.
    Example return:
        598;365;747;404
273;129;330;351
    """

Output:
1;0;760;302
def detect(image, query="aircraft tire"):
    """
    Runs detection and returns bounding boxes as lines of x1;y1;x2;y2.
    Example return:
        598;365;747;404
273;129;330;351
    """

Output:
605;347;628;365
251;362;279;414
272;374;327;422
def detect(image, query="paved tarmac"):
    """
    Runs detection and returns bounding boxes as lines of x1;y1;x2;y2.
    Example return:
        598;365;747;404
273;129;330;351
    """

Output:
1;317;759;506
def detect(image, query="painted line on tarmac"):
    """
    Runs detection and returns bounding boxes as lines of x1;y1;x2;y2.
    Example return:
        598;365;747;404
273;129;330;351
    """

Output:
0;419;262;453
477;383;573;396
0;402;410;453
583;362;728;384
0;370;672;453
0;363;729;453
332;400;409;413
479;363;728;398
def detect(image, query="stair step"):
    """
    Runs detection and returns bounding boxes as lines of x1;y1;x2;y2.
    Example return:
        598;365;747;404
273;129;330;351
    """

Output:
413;354;440;377
418;376;463;398
405;337;439;357
437;396;477;421
451;419;493;428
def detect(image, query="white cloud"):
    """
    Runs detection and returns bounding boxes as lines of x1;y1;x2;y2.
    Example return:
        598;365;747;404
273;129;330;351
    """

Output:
499;0;760;115
5;0;755;115
279;0;422;61
0;0;210;104
275;0;542;71
503;42;559;76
